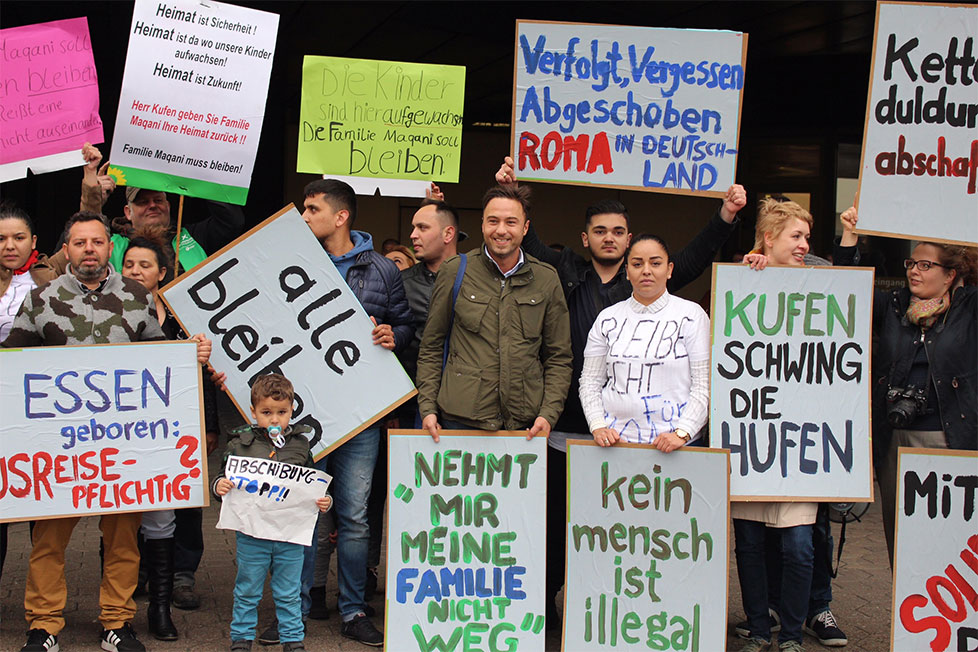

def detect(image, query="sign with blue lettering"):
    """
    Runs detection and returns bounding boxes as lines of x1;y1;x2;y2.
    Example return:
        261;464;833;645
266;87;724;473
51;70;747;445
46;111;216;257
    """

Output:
385;430;546;652
856;2;978;246
160;205;417;461
563;442;729;651
216;455;332;545
709;264;875;501
0;341;207;522
512;20;747;197
891;448;978;652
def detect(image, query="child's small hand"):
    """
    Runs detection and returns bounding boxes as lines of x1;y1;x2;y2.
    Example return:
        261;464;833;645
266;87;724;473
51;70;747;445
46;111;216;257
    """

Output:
215;478;234;496
316;495;333;513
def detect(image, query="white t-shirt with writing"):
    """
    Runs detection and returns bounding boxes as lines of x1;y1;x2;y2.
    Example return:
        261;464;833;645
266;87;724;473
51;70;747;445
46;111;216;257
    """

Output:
581;292;710;444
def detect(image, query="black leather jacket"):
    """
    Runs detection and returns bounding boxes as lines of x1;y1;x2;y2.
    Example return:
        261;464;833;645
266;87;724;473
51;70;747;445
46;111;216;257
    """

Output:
873;285;977;454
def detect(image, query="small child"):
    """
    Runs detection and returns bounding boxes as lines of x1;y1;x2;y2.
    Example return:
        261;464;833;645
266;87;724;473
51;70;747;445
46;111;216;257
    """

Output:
213;374;331;652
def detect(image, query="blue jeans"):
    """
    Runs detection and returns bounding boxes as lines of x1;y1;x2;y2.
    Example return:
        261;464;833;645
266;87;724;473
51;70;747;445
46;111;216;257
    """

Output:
232;532;304;643
734;519;813;644
173;507;204;588
301;426;378;620
766;503;834;619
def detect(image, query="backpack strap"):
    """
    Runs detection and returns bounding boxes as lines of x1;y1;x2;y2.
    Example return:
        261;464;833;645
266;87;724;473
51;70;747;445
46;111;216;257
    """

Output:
442;254;468;370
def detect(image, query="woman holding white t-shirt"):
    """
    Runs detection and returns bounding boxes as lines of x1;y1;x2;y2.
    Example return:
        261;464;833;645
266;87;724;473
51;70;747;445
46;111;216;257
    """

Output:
579;234;710;451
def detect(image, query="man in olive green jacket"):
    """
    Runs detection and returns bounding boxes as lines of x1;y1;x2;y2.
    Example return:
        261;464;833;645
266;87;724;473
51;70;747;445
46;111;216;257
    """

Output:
418;185;572;441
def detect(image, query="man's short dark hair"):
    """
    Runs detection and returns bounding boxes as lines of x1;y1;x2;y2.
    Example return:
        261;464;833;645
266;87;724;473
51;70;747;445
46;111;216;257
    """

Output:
250;373;294;406
585;199;630;230
304;179;357;225
421;199;460;228
62;211;111;243
482;185;531;218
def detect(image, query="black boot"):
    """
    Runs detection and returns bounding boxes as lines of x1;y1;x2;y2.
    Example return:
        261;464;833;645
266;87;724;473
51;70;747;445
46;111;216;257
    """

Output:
146;537;179;640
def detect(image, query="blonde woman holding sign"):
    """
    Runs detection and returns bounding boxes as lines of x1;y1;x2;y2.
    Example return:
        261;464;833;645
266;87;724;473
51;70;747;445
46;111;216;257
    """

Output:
579;234;711;451
733;198;858;652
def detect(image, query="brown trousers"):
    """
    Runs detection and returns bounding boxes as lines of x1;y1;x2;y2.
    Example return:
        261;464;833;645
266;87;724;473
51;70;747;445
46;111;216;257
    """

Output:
25;512;142;634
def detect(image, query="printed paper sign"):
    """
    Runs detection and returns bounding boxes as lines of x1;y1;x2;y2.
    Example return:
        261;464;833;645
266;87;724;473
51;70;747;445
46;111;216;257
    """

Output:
564;442;729;651
385;431;547;652
160;205;417;461
891;448;978;652
216;455;331;545
109;0;279;204
512;20;747;197
0;341;207;522
710;264;874;500
0;17;103;182
856;2;978;245
298;56;465;183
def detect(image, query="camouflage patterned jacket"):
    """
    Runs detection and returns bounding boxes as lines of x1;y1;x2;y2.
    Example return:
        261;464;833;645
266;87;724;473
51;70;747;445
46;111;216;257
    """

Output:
1;266;165;347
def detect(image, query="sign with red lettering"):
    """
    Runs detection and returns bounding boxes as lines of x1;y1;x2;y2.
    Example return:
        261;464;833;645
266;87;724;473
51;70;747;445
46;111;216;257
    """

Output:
891;447;978;652
856;2;978;245
512;20;747;197
0;341;208;522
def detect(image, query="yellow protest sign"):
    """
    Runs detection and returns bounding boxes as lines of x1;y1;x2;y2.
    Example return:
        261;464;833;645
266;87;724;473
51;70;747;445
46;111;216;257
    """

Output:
298;56;465;182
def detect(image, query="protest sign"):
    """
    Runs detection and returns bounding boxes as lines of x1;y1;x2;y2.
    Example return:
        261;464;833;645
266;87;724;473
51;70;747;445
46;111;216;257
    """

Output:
856;2;978;246
563;442;729;651
160;205;417;461
298;56;465;183
216;455;331;546
512;20;747;197
109;0;278;204
0;17;103;182
0;341;207;522
385;430;547;652
710;264;874;501
891;447;978;652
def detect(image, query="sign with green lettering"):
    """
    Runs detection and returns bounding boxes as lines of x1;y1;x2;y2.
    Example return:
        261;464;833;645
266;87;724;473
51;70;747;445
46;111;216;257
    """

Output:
709;263;875;501
563;442;729;651
385;430;546;651
298;56;465;182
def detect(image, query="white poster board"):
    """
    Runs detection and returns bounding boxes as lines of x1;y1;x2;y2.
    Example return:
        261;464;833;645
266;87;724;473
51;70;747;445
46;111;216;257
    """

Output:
160;205;416;461
563;442;729;651
891;447;978;652
512;20;747;197
385;431;547;652
109;0;279;204
0;341;207;522
709;264;875;501
856;1;978;245
216;455;331;546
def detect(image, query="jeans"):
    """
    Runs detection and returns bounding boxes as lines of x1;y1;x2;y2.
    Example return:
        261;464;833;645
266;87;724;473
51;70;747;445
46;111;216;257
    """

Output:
232;532;304;643
173;507;204;588
766;503;834;619
734;519;813;644
366;430;388;569
301;426;378;620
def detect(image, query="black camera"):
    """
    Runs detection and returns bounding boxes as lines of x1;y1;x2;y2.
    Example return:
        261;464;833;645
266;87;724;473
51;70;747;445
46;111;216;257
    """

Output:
886;385;930;428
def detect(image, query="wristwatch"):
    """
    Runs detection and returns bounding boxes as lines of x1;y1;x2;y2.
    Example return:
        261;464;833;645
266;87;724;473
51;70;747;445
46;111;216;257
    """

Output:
676;429;691;444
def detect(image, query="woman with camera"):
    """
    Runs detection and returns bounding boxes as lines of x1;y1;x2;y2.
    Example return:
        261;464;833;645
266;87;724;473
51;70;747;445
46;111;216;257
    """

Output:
868;229;978;566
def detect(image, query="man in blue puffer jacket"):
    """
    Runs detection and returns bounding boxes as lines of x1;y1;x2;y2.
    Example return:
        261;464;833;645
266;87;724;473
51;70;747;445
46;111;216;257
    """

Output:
294;178;413;647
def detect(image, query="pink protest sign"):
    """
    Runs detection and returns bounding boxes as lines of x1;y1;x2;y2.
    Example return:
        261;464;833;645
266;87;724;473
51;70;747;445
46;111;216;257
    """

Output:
0;17;103;181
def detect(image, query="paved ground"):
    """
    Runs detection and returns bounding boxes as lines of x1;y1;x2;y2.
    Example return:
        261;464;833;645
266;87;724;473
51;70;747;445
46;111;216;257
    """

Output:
1;448;893;652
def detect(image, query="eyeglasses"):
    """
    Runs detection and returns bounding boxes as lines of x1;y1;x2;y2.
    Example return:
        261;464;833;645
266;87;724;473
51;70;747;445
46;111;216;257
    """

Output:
904;258;949;271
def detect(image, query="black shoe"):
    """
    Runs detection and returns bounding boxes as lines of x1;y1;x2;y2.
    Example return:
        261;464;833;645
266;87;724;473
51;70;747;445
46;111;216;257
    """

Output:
805;609;848;647
21;629;59;652
364;567;378;601
257;620;279;646
341;613;383;646
100;623;146;652
308;586;329;620
230;640;253;651
171;585;201;610
735;608;781;639
146;537;178;641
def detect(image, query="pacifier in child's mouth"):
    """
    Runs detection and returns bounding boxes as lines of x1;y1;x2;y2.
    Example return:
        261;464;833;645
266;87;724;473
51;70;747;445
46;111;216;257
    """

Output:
268;425;286;448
